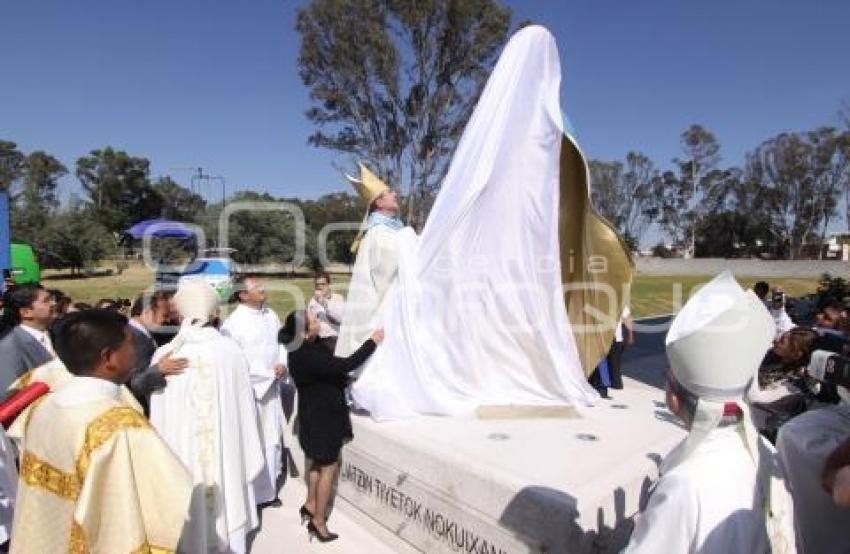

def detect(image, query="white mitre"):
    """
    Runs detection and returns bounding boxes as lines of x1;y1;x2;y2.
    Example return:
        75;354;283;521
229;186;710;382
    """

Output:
174;280;219;324
662;272;795;553
665;270;775;400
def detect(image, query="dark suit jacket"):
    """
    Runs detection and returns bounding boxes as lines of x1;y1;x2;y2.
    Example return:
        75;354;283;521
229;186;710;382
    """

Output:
0;326;54;395
127;323;166;414
288;339;376;463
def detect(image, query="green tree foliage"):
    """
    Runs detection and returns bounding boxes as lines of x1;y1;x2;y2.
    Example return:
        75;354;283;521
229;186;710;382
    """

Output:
300;192;362;265
589;151;655;250
0;141;24;192
816;273;850;307
651;125;722;255
204;191;319;268
76;147;163;234
692;167;779;258
10;151;67;253
296;0;511;227
153;176;206;222
40;203;114;272
745;128;850;259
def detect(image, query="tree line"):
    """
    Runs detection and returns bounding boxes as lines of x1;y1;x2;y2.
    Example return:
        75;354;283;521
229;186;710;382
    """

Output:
3;0;848;270
0;142;363;272
295;0;850;260
589;124;850;259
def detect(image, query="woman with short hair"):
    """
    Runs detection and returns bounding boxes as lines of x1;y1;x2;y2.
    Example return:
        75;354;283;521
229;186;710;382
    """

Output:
279;309;382;543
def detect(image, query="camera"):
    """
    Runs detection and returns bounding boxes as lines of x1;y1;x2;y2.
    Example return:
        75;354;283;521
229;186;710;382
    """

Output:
771;291;785;306
807;350;850;389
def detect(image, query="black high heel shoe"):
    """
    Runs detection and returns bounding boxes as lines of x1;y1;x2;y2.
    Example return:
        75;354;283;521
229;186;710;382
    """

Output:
299;505;314;525
307;520;339;543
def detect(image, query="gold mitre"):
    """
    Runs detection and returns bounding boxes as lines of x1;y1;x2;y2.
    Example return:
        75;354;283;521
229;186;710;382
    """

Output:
346;162;390;206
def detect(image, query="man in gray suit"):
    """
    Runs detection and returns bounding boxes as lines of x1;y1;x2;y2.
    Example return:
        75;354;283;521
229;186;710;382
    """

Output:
0;283;56;394
127;291;188;414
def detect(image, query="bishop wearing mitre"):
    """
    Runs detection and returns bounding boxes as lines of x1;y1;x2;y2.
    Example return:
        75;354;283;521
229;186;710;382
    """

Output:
334;163;408;359
150;280;266;553
624;272;795;553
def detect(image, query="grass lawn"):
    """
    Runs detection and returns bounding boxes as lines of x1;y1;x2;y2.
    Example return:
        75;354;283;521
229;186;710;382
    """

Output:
43;264;822;320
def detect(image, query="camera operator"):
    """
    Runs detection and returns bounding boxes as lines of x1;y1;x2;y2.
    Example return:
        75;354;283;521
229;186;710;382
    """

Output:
776;350;850;553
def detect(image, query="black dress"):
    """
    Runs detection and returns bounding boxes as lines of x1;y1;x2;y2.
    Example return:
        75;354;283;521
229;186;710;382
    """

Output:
289;339;376;464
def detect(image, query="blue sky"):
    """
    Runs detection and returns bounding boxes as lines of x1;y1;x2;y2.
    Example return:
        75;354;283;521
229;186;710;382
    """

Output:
2;0;849;208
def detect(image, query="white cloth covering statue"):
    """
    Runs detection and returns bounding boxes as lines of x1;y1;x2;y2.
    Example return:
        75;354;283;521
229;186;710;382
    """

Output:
340;25;599;420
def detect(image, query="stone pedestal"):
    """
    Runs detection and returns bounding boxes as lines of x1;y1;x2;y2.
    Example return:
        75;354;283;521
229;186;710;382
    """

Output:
337;378;685;553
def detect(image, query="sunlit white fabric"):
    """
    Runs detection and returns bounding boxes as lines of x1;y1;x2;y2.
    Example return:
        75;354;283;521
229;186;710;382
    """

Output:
150;326;265;554
349;25;598;420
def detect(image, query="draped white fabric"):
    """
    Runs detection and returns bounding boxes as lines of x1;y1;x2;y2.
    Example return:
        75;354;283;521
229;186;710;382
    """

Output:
150;326;265;553
350;26;598;420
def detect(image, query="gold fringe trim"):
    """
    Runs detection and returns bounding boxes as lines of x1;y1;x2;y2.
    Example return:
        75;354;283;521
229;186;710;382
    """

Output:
20;450;81;500
75;407;149;478
68;521;88;554
131;543;174;554
16;369;34;389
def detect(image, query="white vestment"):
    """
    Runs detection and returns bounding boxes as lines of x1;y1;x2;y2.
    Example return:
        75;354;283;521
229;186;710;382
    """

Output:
346;26;597;420
221;304;286;503
149;326;265;553
10;377;192;553
777;401;850;554
335;225;401;357
625;427;786;553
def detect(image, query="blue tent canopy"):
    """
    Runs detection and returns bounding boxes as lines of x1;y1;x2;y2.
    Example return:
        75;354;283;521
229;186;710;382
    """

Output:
123;218;197;241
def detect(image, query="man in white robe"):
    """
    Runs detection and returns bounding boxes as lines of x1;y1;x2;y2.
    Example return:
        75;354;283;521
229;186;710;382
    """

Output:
221;275;287;505
625;272;795;553
334;163;407;358
150;280;266;553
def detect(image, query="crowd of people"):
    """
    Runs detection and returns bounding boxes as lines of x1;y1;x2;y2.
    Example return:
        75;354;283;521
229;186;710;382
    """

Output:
0;156;847;552
624;273;850;553
1;175;850;554
0;268;379;552
748;280;850;553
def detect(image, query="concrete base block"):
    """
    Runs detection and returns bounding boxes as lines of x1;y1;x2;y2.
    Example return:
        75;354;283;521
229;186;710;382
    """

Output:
337;378;686;553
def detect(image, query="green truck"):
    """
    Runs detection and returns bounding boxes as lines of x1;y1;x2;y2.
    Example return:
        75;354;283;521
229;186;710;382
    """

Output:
1;191;41;289
9;243;40;284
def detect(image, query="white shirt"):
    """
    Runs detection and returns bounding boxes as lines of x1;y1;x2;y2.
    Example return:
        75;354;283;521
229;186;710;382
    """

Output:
128;318;153;340
770;307;795;338
308;292;345;339
19;323;54;356
614;305;631;343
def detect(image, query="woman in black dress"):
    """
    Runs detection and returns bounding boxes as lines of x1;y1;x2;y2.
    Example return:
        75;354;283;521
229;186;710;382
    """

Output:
279;309;382;542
